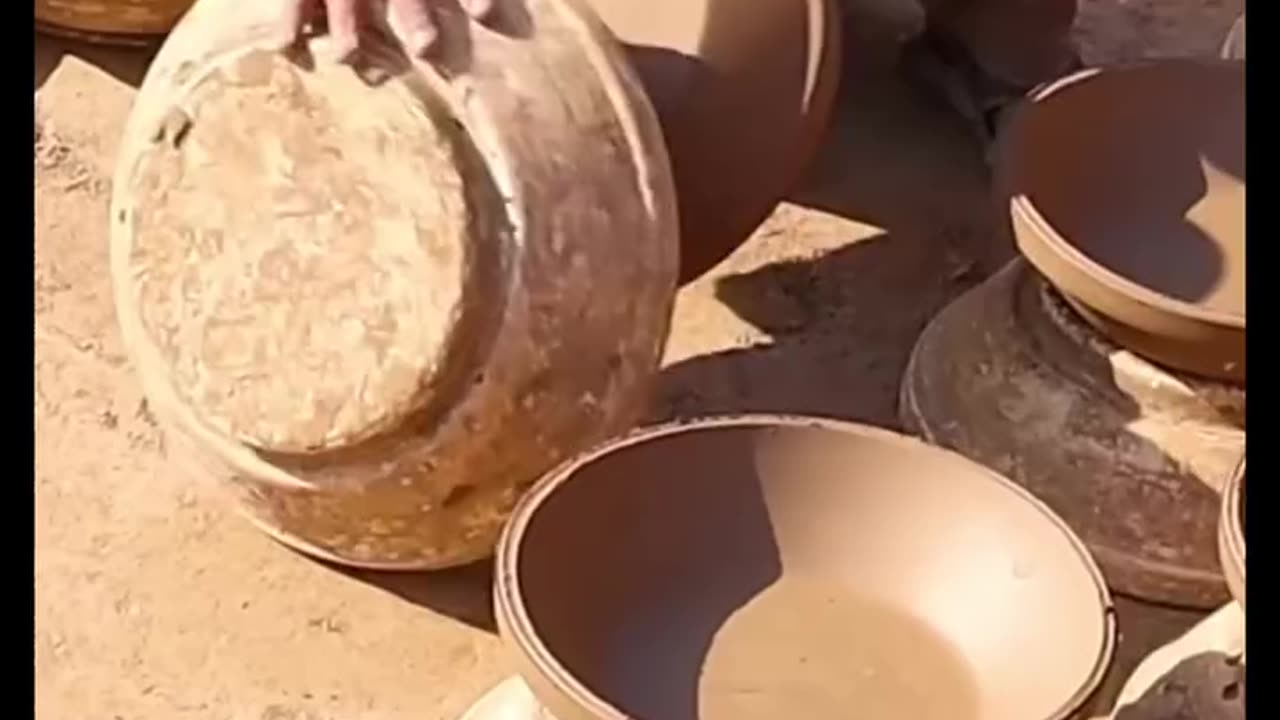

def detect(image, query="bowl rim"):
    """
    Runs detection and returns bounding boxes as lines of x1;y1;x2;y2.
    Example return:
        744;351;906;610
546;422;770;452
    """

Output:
997;58;1245;332
494;413;1117;720
1219;454;1245;608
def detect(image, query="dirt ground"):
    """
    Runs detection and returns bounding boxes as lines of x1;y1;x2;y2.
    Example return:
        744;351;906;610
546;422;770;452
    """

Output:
35;0;1243;718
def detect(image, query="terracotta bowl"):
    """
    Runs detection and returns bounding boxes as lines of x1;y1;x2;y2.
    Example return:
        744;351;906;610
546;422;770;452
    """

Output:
1219;458;1245;610
36;0;191;44
587;0;842;282
495;416;1115;720
111;0;678;569
996;60;1245;382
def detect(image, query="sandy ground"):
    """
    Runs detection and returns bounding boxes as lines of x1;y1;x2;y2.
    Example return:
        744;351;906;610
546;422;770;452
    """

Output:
35;0;1242;718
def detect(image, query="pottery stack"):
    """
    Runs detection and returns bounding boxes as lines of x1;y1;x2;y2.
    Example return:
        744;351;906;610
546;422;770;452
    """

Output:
905;57;1245;613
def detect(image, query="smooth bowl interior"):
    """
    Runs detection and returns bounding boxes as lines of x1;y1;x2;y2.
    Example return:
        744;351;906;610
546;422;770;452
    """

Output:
499;418;1113;720
1003;60;1244;322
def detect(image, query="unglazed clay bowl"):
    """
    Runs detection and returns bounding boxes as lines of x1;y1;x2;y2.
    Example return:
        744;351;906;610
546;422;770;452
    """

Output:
111;0;678;569
37;0;191;44
495;416;1115;720
997;60;1244;382
588;0;842;282
1219;458;1245;610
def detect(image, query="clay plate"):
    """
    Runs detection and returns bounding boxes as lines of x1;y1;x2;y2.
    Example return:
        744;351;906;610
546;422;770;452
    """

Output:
996;60;1245;382
460;677;548;720
495;416;1115;720
1218;458;1245;610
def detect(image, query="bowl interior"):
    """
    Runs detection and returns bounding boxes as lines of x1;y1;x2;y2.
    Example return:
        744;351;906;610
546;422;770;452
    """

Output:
506;420;1111;720
1004;61;1244;319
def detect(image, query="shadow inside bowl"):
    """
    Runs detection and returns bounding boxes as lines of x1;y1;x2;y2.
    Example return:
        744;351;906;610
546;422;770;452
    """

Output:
1004;61;1244;314
506;420;1110;720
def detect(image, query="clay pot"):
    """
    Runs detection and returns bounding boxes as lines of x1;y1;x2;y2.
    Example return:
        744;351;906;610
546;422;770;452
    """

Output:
587;0;842;282
996;60;1245;382
110;0;679;569
36;0;190;44
1218;459;1244;610
495;415;1115;720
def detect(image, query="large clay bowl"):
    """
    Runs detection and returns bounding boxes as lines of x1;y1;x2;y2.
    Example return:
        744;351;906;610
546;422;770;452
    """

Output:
36;0;189;44
589;0;842;282
1219;458;1245;610
495;416;1115;720
996;60;1245;382
111;0;678;569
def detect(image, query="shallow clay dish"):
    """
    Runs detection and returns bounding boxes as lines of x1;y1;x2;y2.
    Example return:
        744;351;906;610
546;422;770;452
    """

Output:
589;0;842;281
495;416;1115;720
1219;458;1245;610
996;60;1245;382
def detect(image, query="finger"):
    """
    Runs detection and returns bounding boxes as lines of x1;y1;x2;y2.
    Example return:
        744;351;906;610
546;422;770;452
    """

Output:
324;0;363;62
460;0;495;20
388;0;439;58
270;0;315;49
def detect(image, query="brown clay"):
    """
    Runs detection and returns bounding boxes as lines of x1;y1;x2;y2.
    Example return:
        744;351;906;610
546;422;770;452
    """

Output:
495;416;1115;720
110;0;679;569
1218;459;1244;610
36;0;190;43
901;260;1243;608
1221;15;1245;60
996;60;1245;382
588;0;842;282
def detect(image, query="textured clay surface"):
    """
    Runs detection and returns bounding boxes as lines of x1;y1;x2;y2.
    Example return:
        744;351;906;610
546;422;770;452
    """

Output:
35;0;1240;717
902;261;1244;608
111;0;678;569
128;50;474;454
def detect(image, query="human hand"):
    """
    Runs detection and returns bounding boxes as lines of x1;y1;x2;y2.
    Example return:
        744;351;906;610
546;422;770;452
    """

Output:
274;0;496;62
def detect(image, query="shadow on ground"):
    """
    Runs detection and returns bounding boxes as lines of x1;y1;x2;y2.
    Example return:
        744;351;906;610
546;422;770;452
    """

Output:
655;8;1009;428
329;559;499;634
